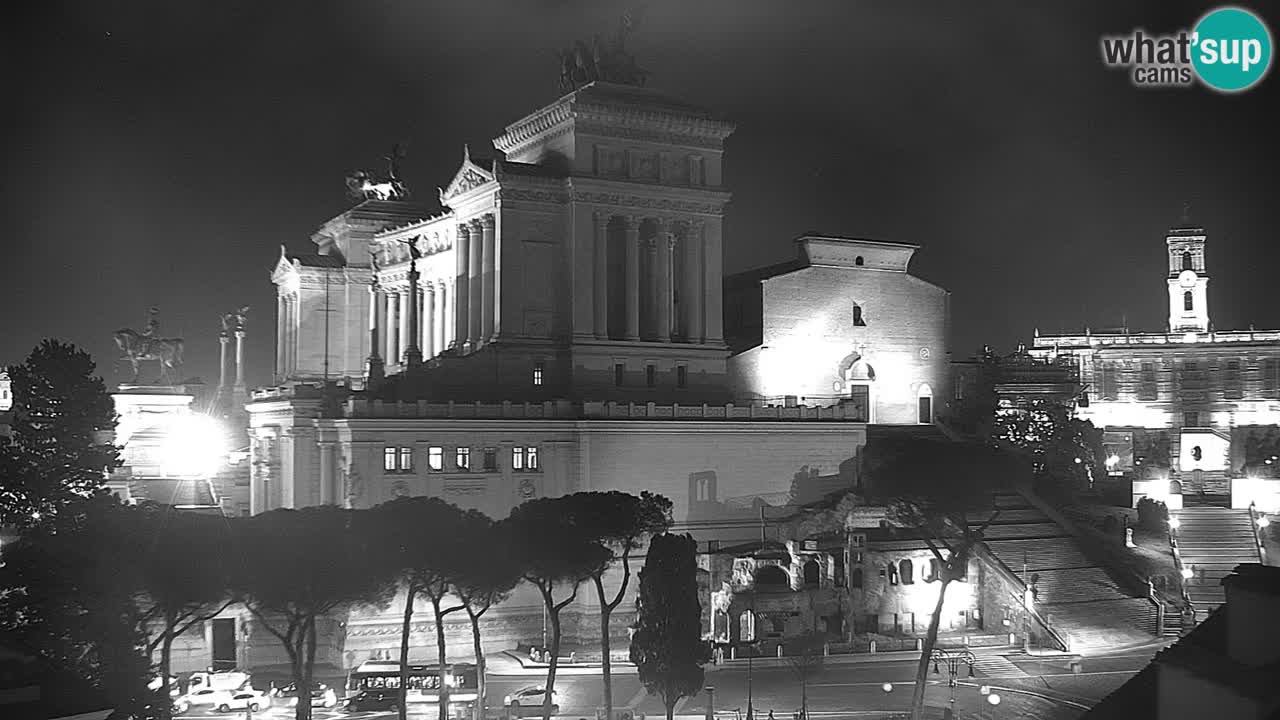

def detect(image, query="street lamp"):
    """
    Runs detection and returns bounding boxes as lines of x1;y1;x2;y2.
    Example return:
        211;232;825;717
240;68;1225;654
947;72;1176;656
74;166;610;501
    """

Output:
987;692;1001;720
1168;516;1182;530
881;682;893;694
930;648;975;718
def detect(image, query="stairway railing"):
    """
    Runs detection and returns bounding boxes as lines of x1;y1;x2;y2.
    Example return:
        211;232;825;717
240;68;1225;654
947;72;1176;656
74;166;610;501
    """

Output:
1248;502;1267;563
973;541;1070;652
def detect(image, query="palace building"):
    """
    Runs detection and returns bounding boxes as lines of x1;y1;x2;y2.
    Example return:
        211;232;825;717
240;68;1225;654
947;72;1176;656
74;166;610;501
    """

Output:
1030;222;1280;512
202;81;956;672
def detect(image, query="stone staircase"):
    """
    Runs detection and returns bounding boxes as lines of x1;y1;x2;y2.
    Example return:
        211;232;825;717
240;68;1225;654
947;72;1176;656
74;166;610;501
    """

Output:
1174;506;1261;612
979;492;1157;652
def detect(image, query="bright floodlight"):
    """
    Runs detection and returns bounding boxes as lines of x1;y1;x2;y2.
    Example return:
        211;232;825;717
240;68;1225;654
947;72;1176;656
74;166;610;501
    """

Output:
881;683;893;693
979;685;991;695
160;413;226;477
987;693;1001;706
1181;567;1194;580
1168;517;1181;530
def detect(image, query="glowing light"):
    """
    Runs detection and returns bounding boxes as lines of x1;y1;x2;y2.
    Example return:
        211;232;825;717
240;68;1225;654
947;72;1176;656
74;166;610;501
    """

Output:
979;685;991;695
987;693;1001;706
1106;454;1120;468
160;414;226;478
1074;457;1082;464
1258;516;1271;528
1168;517;1181;530
1181;567;1194;580
881;683;893;694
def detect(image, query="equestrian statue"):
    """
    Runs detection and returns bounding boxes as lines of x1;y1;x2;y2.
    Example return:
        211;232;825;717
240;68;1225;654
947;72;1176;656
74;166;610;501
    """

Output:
114;307;185;384
346;143;410;201
558;7;650;95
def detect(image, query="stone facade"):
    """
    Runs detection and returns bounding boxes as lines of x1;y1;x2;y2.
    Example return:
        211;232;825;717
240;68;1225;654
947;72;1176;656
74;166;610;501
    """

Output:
1030;223;1280;511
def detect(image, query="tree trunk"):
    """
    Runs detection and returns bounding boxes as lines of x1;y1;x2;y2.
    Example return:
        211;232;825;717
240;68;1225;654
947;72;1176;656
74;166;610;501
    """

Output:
909;579;951;720
433;596;451;720
664;695;676;720
159;626;174;720
299;616;318;720
467;608;486;720
594;575;615;720
400;586;417;720
541;591;562;720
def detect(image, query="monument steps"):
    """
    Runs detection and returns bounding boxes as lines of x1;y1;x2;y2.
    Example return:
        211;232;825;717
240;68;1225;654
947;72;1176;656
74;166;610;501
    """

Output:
1174;507;1259;612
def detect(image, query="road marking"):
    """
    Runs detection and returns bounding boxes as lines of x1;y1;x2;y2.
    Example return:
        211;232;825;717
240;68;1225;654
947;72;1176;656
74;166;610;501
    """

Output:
956;681;1091;711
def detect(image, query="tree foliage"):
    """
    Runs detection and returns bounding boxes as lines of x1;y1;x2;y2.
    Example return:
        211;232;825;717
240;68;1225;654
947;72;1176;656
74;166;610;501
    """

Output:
233;507;397;720
1;340;118;529
506;497;611;720
991;399;1097;495
629;533;710;720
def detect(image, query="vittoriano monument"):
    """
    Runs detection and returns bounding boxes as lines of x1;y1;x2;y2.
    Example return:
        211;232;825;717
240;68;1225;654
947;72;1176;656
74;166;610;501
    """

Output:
114;307;185;385
345;143;410;201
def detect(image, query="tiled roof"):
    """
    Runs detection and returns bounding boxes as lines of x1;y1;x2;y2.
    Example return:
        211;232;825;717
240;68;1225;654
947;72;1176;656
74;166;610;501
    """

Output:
291;254;345;268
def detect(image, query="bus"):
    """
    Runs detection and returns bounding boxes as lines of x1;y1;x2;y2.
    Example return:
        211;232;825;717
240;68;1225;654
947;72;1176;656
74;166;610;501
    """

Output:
345;661;480;717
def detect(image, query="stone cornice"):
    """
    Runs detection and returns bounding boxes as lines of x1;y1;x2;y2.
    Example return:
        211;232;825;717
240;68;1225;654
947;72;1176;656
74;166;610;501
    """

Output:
568;186;730;217
493;102;575;155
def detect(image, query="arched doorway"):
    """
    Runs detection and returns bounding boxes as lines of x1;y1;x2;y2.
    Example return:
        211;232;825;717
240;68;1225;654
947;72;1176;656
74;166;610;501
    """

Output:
803;559;820;587
755;564;789;590
917;384;934;424
836;352;876;422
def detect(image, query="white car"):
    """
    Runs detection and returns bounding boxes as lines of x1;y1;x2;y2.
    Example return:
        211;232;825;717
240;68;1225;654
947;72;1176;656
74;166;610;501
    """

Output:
180;687;226;709
505;686;560;711
210;687;272;713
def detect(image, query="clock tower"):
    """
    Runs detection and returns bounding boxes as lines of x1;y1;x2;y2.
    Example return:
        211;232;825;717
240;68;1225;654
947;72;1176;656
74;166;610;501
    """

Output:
1166;224;1210;333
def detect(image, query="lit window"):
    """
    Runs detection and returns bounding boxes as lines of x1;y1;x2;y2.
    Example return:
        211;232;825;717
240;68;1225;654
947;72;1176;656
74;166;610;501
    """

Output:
646;364;656;388
527;446;539;471
615;363;625;387
1184;291;1193;312
428;446;444;471
483;447;497;472
533;362;544;386
455;447;470;471
384;447;397;472
398;447;413;472
513;446;525;471
677;365;688;389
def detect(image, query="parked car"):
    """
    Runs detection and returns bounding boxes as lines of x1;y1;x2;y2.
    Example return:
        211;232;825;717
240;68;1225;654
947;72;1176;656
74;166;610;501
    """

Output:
504;686;560;713
179;687;226;710
210;687;272;713
274;681;339;708
343;689;401;712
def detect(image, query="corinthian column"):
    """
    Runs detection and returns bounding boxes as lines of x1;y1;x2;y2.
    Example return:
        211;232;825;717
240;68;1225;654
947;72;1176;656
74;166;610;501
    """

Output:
319;442;335;506
593;211;609;338
480;214;496;341
468;218;484;347
684;219;705;343
366;282;384;387
645;235;659;341
385;291;397;364
624;216;640;341
423;284;436;358
657;219;674;343
455;224;470;350
218;331;230;400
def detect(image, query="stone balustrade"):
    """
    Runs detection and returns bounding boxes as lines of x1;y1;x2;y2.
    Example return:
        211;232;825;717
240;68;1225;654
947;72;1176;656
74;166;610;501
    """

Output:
1035;329;1280;348
339;398;868;421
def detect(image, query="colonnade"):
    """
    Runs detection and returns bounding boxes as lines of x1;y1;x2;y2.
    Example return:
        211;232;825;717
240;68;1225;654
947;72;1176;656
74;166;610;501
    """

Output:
372;277;456;366
593;213;711;343
276;292;298;378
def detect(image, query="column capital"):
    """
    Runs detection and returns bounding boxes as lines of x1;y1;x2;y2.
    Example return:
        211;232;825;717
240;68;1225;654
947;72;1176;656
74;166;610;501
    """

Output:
593;210;610;229
689;217;706;232
658;216;676;234
457;222;472;238
479;213;496;230
645;236;659;251
622;214;640;232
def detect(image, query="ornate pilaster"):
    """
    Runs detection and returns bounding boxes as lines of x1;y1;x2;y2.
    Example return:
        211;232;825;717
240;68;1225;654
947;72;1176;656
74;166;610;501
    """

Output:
625;216;640;340
468;218;484;348
455;223;471;350
593;211;610;338
685;219;706;343
480;214;497;342
657;218;675;343
645;233;659;341
366;283;384;388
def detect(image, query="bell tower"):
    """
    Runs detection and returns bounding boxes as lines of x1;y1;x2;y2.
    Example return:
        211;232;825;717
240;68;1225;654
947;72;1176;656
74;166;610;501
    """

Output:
1166;222;1210;333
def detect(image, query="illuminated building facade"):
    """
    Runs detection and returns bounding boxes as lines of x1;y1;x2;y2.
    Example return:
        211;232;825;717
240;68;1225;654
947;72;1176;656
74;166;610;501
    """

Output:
236;82;953;670
1030;222;1280;512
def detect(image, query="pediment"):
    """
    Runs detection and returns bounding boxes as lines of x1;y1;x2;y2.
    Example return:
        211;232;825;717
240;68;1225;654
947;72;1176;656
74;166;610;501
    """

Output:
440;148;495;204
271;246;298;284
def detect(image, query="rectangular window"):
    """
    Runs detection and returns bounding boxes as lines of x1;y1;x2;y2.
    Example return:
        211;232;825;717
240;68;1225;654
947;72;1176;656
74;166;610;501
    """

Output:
614;363;625;387
398;447;413;472
532;362;544;386
1184;411;1200;428
1139;362;1158;401
428;446;444;471
384;447;397;472
513;446;525;471
1100;362;1118;400
455;447;471;471
483;448;497;472
646;364;656;388
677;365;688;389
1266;358;1280;395
512;446;540;472
1224;359;1242;399
527;446;539;471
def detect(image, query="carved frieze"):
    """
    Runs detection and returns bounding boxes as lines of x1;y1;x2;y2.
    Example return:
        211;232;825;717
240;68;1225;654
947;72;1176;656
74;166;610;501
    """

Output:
572;190;725;216
496;188;570;205
631;151;659;181
444;479;486;496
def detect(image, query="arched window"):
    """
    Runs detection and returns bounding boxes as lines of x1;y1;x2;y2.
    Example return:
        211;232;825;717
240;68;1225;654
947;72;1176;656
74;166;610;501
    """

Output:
1182;251;1193;271
1184;291;1193;311
1168;480;1183;495
852;303;866;327
855;256;865;266
739;611;756;641
851;567;863;589
803;559;820;587
755;564;789;590
926;558;940;582
899;559;915;585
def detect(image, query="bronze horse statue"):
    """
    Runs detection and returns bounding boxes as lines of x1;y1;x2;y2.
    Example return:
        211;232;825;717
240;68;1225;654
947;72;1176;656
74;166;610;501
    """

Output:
113;329;185;384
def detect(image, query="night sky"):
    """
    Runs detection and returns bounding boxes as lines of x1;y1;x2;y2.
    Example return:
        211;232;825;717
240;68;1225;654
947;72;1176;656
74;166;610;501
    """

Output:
4;1;1278;393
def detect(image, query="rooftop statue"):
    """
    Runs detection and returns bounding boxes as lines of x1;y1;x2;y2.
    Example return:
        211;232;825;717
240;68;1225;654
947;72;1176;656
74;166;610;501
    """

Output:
220;306;250;334
558;8;650;95
114;307;185;385
345;143;410;201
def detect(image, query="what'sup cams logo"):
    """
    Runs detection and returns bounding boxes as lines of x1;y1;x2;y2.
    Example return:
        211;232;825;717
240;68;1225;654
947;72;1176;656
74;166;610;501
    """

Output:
1101;6;1272;92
